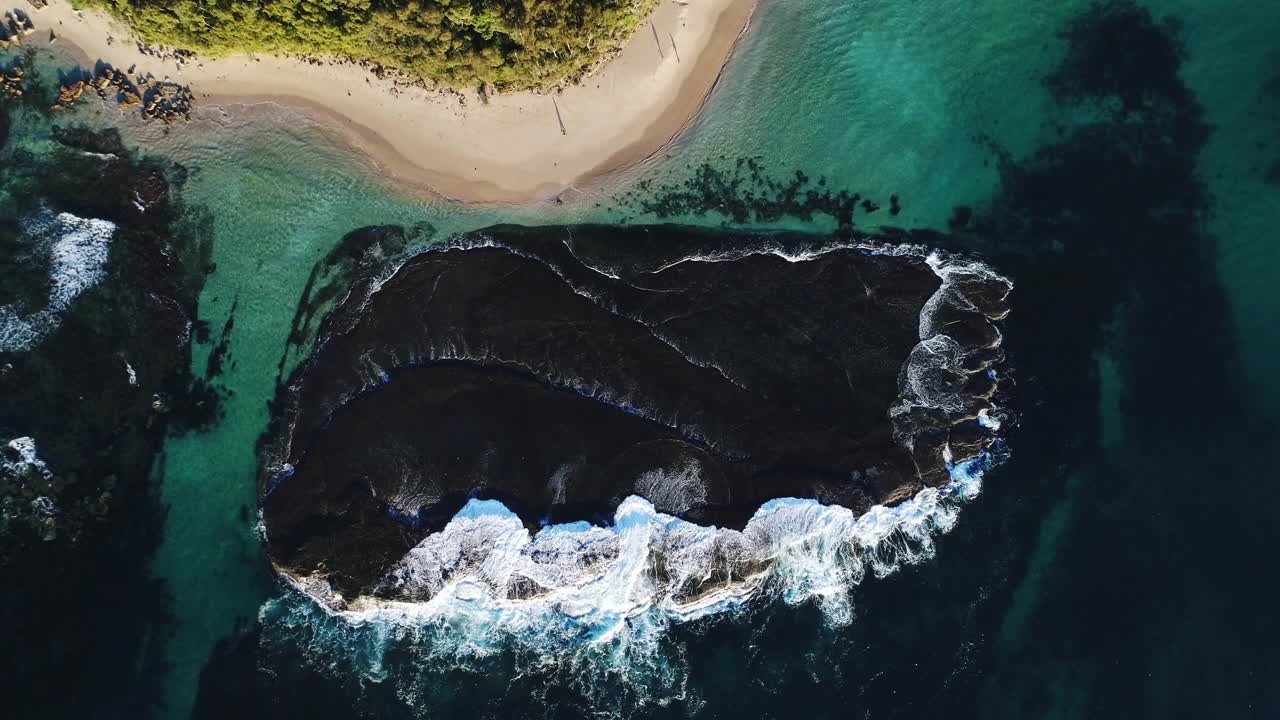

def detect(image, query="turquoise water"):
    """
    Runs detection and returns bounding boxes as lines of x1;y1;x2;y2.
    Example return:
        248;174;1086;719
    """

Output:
6;0;1278;716
624;0;1065;228
146;1;1278;714
145;128;452;711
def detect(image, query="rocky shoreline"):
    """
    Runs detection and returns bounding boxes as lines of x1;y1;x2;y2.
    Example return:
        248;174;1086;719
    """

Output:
0;88;221;714
1;5;193;123
258;225;1012;606
0;9;36;50
52;63;194;123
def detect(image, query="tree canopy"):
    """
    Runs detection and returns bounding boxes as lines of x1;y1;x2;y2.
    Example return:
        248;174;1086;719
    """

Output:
77;0;660;90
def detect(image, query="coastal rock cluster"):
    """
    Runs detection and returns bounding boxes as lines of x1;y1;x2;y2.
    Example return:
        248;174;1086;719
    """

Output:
53;64;193;123
260;225;1012;606
0;9;35;50
135;41;197;67
0;62;21;97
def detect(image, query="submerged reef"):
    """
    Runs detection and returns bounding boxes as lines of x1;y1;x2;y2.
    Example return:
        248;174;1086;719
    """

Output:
0;123;214;557
260;225;1012;609
609;159;899;229
0;108;214;714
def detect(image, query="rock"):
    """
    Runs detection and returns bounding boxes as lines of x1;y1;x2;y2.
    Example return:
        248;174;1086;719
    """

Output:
39;516;56;542
1;11;32;41
2;16;20;45
81;65;192;122
261;225;1012;602
138;82;194;123
0;64;23;97
52;80;86;110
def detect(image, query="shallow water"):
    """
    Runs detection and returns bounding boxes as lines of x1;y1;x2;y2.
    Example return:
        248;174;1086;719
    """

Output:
4;0;1279;717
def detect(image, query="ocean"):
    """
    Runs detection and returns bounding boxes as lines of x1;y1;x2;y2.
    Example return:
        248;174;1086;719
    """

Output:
2;0;1278;718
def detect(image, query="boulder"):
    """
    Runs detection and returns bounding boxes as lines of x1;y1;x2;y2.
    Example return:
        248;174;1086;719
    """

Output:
52;80;86;110
0;64;23;97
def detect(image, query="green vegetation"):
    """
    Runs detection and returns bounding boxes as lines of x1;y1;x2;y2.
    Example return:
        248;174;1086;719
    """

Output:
76;0;660;90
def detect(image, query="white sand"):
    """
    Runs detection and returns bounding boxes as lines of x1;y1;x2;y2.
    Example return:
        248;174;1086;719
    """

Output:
16;0;756;204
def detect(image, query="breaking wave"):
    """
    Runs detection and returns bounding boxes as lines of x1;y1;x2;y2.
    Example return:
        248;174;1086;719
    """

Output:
258;450;1002;712
0;211;115;352
256;232;1012;711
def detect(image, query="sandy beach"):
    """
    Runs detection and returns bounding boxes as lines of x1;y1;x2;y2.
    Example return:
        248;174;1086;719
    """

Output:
13;0;755;204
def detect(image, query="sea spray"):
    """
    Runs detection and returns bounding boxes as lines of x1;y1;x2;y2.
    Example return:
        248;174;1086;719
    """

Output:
258;448;1003;713
0;210;114;352
253;228;1013;713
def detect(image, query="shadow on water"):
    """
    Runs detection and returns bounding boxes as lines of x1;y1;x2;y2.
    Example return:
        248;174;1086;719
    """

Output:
0;106;220;718
185;1;1278;718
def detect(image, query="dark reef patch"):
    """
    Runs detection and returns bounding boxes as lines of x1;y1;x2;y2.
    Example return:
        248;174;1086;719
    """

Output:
965;2;1273;716
1;125;215;551
259;226;1010;601
0;121;214;718
205;297;237;380
1045;1;1188;112
611;158;897;229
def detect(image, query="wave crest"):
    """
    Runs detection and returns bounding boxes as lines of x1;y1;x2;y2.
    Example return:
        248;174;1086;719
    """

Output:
0;211;115;352
261;449;1001;710
257;229;1012;710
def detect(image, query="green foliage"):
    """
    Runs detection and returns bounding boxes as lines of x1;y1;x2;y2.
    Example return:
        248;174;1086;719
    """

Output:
76;0;660;90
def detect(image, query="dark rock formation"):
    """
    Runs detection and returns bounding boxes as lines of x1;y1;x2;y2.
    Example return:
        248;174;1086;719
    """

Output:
0;122;214;717
82;64;194;123
1;63;23;97
260;225;1011;601
51;79;85;110
0;10;34;50
0;126;213;561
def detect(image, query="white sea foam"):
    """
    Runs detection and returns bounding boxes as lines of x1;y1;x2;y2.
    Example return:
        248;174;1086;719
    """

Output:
5;436;43;468
265;236;1011;703
1;436;51;484
0;211;115;352
263;454;997;710
634;461;708;516
890;251;1012;447
290;452;993;646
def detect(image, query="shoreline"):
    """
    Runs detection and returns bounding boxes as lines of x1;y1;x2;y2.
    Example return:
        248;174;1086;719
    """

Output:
15;0;757;205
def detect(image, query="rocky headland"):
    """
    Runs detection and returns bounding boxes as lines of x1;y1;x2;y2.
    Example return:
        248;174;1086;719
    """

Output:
259;225;1012;607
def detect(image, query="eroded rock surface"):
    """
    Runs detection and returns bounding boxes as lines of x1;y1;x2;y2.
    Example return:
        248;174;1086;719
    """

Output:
261;225;1012;602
